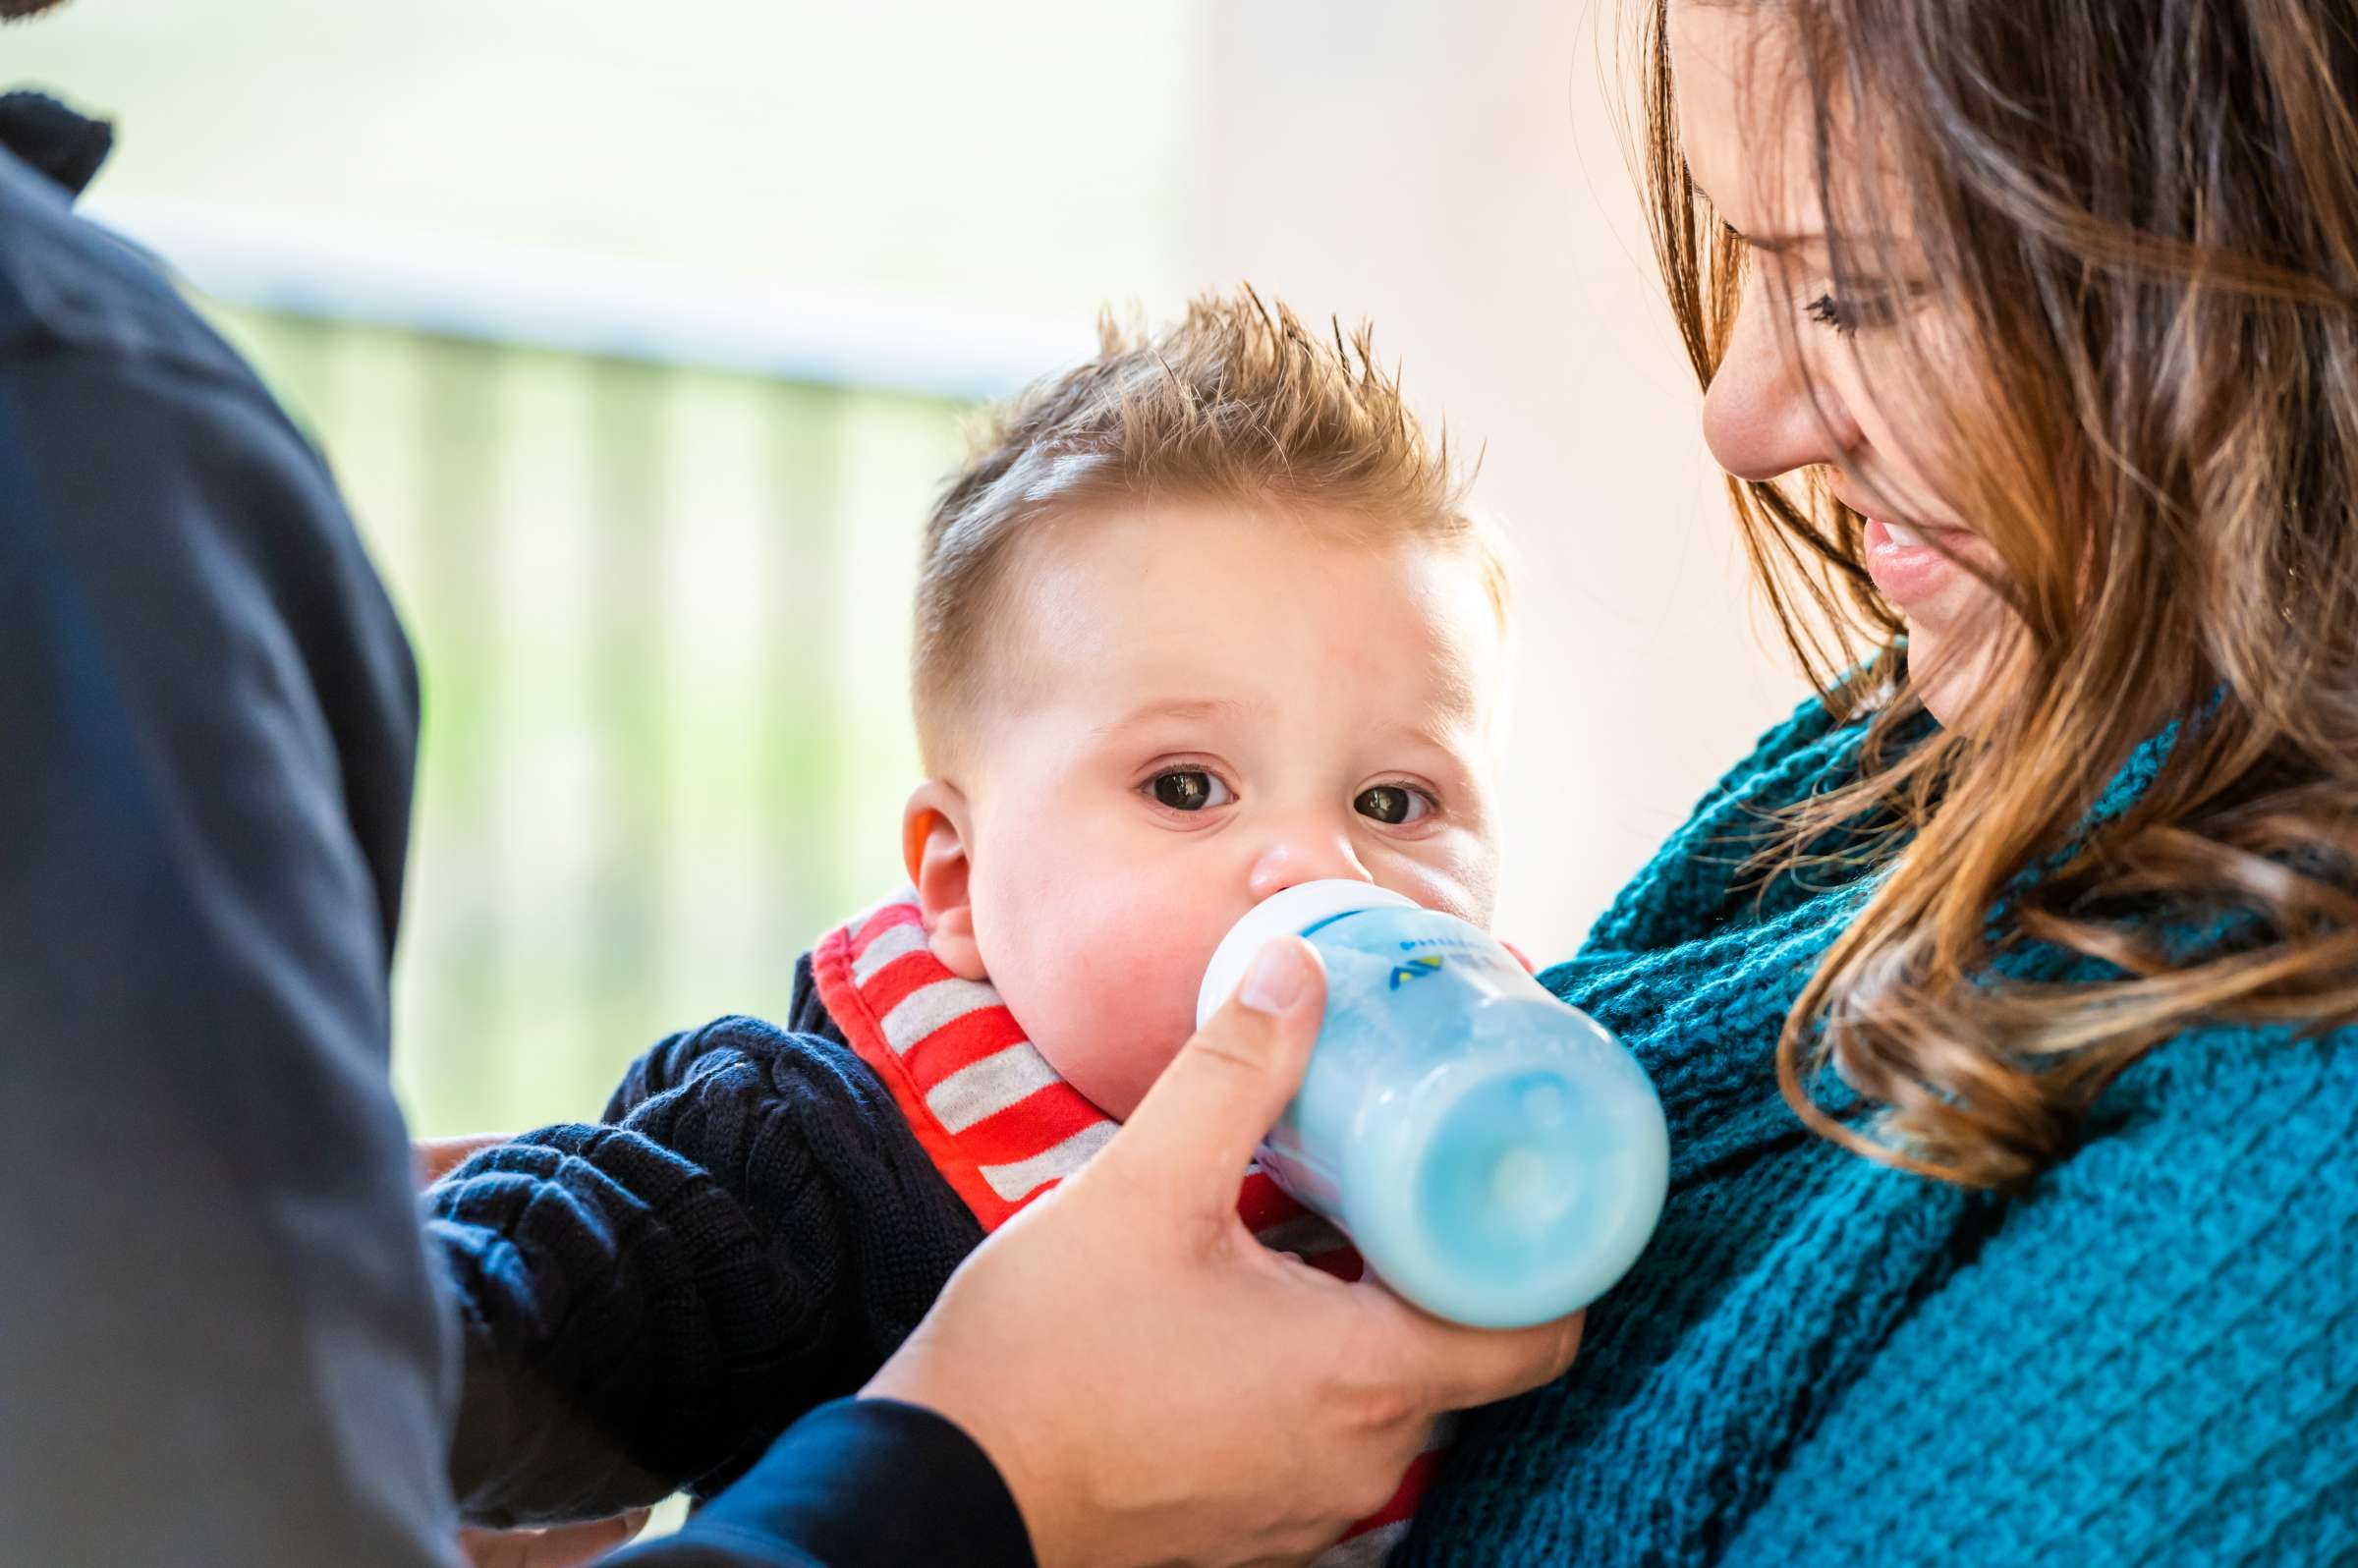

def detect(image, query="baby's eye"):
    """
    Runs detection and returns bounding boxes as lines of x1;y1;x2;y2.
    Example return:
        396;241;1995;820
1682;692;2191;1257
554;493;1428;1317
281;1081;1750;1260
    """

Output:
1354;784;1433;826
1149;769;1235;812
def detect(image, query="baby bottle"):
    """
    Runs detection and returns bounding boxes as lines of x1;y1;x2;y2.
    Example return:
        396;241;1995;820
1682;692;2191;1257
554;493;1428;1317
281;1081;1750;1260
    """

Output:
1197;880;1669;1328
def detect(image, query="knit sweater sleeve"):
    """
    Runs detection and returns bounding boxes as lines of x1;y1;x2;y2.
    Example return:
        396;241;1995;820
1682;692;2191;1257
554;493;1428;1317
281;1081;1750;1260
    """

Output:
427;1011;984;1529
1721;1027;2358;1568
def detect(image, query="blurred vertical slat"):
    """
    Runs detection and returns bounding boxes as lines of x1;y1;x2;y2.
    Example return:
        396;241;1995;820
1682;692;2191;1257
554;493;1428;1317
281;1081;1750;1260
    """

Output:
763;381;852;956
580;358;671;1080
641;372;794;1027
824;390;964;900
408;333;512;1130
469;341;595;1119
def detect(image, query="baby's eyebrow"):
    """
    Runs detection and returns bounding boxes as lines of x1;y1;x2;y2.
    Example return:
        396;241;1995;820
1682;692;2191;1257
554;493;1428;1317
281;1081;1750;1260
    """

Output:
1382;717;1476;752
1369;720;1491;776
1088;696;1260;739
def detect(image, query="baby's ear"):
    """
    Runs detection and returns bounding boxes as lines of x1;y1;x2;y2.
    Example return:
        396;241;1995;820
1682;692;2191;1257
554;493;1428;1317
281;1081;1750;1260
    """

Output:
903;780;986;981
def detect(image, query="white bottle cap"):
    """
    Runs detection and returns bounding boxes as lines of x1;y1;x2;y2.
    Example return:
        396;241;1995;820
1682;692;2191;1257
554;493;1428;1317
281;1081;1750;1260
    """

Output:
1195;878;1419;1028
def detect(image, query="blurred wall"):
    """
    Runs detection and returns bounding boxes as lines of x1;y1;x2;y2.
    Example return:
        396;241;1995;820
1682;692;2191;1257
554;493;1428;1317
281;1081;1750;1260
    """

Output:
1200;0;1810;960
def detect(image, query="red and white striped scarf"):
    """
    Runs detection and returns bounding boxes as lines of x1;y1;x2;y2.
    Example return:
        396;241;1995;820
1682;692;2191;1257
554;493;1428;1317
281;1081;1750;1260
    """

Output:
811;891;1443;1565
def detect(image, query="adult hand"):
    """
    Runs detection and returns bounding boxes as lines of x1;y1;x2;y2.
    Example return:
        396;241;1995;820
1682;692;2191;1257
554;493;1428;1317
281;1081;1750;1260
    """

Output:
864;936;1585;1568
415;1131;514;1188
458;1511;650;1568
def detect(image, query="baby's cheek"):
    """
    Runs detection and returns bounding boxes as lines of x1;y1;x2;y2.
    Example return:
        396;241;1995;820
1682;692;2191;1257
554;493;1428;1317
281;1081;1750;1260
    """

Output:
1031;937;1205;1119
1378;845;1497;930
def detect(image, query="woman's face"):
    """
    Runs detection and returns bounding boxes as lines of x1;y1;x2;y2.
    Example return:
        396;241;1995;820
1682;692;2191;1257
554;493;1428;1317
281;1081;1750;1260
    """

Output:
1668;0;2005;727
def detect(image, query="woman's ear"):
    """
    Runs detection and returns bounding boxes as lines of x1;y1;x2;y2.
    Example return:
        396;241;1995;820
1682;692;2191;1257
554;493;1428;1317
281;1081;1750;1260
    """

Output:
903;780;986;980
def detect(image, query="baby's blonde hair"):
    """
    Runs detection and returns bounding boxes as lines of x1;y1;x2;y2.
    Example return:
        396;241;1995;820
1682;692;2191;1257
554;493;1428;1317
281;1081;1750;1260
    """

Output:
914;286;1507;767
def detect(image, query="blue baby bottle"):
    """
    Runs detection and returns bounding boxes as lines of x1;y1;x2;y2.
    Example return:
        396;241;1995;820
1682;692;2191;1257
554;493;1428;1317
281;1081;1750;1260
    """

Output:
1197;880;1669;1328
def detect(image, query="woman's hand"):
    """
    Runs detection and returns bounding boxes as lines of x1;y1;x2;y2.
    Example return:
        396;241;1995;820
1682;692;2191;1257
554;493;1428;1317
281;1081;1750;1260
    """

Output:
864;936;1585;1568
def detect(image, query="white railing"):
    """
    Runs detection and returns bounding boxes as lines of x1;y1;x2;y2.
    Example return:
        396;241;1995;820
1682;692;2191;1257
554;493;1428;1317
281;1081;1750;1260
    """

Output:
87;194;1094;401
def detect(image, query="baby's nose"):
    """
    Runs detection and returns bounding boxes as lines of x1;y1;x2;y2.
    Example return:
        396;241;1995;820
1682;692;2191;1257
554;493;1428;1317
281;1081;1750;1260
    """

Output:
1247;824;1370;904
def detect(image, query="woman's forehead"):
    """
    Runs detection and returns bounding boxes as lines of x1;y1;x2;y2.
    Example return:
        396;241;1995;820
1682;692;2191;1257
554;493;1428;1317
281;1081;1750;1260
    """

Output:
1669;3;1821;230
1667;1;1903;252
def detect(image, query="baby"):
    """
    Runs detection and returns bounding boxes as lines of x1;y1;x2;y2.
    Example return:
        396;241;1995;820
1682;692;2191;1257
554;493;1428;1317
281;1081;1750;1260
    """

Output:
430;290;1513;1563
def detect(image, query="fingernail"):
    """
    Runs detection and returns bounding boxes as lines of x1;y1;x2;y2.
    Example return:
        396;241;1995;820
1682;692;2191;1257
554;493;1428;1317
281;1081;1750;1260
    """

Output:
1239;938;1311;1014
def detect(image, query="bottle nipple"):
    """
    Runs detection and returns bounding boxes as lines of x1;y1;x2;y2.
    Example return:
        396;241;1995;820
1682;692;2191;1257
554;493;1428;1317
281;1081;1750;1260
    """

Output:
1487;1145;1567;1221
1480;1081;1576;1225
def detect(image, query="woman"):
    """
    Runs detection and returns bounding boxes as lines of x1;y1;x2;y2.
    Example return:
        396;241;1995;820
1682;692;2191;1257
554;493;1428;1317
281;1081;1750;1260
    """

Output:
1384;0;2358;1561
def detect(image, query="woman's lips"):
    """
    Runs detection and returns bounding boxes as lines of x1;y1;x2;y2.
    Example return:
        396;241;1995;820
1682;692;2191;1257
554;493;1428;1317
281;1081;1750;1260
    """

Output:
1862;516;1973;607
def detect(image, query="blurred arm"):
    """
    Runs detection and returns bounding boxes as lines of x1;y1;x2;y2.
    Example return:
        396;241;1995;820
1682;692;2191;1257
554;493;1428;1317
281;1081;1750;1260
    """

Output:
0;334;456;1560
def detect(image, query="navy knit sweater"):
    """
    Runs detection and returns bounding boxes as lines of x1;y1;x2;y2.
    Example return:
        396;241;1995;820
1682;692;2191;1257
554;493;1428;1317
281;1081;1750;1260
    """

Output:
433;695;2358;1562
429;965;984;1526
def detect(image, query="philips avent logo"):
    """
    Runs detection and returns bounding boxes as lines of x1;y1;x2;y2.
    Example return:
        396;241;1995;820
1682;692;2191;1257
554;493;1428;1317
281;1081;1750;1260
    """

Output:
1387;955;1444;990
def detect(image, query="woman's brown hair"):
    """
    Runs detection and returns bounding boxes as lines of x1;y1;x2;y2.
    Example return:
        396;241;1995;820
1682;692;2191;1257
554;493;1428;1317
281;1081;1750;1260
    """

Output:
1638;0;2358;1186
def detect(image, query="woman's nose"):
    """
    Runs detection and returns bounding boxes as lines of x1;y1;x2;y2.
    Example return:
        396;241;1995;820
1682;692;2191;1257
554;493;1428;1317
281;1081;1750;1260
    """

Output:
1701;272;1856;482
1247;820;1370;904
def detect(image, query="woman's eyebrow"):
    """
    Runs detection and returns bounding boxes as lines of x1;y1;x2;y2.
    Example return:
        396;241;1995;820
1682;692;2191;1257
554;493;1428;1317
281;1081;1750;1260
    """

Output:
1721;219;1822;253
1726;223;1904;257
1731;227;1819;253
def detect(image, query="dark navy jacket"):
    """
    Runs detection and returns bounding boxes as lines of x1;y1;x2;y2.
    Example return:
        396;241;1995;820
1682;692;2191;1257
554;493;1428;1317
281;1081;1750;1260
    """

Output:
0;91;1026;1567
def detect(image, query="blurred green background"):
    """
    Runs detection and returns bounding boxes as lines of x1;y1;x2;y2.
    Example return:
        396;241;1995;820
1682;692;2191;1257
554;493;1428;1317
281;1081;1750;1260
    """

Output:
4;0;1198;1132
213;307;970;1135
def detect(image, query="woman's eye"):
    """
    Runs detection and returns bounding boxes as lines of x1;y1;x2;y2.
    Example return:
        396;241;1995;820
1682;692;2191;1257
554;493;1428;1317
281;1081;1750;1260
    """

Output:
1804;292;1857;336
1149;770;1234;812
1805;287;1904;337
1354;784;1432;825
